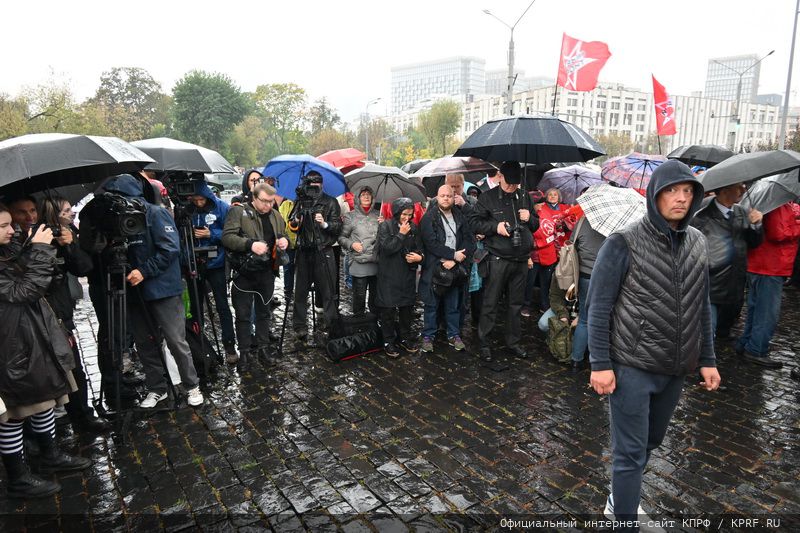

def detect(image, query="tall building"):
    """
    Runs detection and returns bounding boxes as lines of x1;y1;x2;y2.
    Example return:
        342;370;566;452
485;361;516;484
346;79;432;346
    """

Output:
705;54;762;103
390;57;485;114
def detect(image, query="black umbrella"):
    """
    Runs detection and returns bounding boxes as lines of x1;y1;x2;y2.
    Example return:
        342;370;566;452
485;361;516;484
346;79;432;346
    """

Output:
667;144;734;167
131;137;235;174
345;163;427;204
454;114;605;164
739;170;800;215
400;158;432;174
0;133;154;197
698;149;800;192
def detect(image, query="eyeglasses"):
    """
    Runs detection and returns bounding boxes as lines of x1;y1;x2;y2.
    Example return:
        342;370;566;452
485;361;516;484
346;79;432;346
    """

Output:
254;196;272;204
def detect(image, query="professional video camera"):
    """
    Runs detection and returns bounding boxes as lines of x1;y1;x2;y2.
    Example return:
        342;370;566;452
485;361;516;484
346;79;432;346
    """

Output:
83;192;147;238
295;175;323;212
163;172;204;207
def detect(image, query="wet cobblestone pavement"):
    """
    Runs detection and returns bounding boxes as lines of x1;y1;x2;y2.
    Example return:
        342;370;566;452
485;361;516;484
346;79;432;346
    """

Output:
1;282;799;531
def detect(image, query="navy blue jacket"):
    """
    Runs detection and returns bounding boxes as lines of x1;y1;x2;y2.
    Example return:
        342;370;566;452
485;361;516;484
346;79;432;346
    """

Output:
103;174;183;302
191;181;229;270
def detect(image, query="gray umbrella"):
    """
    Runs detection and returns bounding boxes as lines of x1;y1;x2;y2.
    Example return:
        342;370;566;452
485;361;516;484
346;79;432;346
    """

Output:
345;163;427;204
698;149;800;191
0;133;154;196
739;170;800;215
131;137;235;174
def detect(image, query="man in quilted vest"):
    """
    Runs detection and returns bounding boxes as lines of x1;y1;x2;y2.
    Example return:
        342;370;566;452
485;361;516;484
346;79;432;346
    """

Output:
587;160;721;529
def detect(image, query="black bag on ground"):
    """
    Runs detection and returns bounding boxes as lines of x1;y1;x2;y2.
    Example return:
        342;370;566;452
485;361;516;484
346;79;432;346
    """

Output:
326;313;384;362
185;322;219;378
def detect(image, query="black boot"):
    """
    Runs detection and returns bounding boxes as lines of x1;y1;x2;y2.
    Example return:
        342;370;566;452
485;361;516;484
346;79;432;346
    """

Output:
34;432;92;473
1;452;61;498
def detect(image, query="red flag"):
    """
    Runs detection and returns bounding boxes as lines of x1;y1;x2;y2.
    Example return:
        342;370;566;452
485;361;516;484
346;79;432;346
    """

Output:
652;75;677;136
556;33;612;91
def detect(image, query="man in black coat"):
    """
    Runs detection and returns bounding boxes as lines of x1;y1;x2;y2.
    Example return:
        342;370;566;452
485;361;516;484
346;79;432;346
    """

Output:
287;172;342;341
468;161;539;362
690;182;763;338
419;185;476;353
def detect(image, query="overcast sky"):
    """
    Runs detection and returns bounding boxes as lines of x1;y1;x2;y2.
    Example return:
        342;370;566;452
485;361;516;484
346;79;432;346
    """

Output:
3;0;798;125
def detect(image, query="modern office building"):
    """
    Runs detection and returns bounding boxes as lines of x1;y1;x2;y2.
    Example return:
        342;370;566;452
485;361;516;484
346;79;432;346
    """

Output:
705;54;762;103
390;57;485;114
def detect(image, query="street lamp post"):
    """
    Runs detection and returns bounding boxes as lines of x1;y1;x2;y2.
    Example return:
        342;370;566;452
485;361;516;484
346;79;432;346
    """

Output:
712;50;774;151
364;98;381;162
483;0;537;116
779;0;800;149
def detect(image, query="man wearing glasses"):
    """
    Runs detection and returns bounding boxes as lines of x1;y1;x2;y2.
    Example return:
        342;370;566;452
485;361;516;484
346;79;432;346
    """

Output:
222;183;289;371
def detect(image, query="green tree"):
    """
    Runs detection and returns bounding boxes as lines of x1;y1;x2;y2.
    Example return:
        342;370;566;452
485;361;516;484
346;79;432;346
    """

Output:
223;115;267;167
309;97;340;135
0;93;28;140
417;100;461;156
308;128;355;156
89;67;168;140
594;131;636;163
172;70;250;149
252;83;307;156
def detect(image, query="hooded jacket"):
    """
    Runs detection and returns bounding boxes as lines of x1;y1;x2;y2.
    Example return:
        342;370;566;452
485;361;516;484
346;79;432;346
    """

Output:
339;191;381;276
190;181;229;270
0;243;75;407
102;174;183;302
375;198;424;308
587;160;715;376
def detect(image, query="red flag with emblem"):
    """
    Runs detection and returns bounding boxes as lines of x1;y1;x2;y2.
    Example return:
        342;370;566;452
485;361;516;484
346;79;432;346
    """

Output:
652;75;677;135
556;33;612;92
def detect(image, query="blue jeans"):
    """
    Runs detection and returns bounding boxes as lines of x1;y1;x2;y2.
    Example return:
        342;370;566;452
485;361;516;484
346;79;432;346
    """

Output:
736;273;785;357
420;280;463;339
609;364;684;529
570;275;590;362
538;308;555;332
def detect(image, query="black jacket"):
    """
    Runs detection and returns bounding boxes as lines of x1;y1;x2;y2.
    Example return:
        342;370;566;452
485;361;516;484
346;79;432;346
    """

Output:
690;199;763;305
288;193;342;249
587;159;715;375
375;208;423;308
419;205;476;285
468;186;539;261
46;226;93;330
0;243;75;407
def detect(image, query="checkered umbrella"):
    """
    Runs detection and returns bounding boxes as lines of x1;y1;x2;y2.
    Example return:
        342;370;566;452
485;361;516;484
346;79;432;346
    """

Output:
576;184;647;237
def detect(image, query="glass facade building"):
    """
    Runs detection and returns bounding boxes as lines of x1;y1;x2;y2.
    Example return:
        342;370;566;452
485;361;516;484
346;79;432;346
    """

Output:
704;54;761;103
390;57;485;114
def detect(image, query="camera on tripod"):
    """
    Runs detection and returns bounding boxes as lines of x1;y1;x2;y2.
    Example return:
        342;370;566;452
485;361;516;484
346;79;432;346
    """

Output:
295;179;322;212
84;192;147;238
165;173;203;207
505;222;522;248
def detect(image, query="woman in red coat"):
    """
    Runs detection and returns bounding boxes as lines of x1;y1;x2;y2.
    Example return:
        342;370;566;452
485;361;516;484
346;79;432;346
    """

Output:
522;188;571;316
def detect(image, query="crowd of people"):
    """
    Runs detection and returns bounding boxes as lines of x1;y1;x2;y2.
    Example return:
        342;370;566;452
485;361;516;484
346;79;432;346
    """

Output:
0;156;799;512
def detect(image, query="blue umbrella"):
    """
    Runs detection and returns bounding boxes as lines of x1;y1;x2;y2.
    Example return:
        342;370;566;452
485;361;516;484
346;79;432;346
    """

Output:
262;154;346;200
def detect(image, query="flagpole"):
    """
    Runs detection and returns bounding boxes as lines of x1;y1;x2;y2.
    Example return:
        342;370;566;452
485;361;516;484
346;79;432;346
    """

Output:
657;136;662;155
552;84;560;116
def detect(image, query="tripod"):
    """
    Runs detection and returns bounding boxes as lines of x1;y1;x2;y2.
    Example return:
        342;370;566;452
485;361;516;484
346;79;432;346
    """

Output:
94;242;180;445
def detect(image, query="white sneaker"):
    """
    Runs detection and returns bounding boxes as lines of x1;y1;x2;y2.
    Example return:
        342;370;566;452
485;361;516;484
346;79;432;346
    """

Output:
187;387;204;407
140;391;167;409
604;494;646;519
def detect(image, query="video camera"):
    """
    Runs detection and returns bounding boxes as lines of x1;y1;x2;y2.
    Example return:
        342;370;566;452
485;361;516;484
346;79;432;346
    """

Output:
163;173;204;207
84;192;147;238
295;175;323;212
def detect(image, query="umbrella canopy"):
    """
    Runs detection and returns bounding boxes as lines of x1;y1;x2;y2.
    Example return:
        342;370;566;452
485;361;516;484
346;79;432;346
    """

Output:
317;148;366;174
0;133;155;196
601;152;666;191
538;165;603;205
576;184;647;237
667;144;734;167
345;163;426;204
739;170;800;215
411;156;497;178
454;114;605;164
698;149;800;192
401;158;432;174
131;137;235;174
263;154;346;200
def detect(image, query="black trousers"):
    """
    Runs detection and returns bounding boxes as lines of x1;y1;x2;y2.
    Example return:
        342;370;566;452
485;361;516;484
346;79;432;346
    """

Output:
478;257;528;349
231;271;275;358
351;275;377;316
380;306;414;345
293;247;337;329
64;333;94;420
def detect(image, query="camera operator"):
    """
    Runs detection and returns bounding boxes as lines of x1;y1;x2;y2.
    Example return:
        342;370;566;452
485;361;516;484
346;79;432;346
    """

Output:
187;181;237;363
468;161;539;362
38;196;109;433
222;182;289;371
98;174;204;409
0;206;92;499
287;171;342;342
